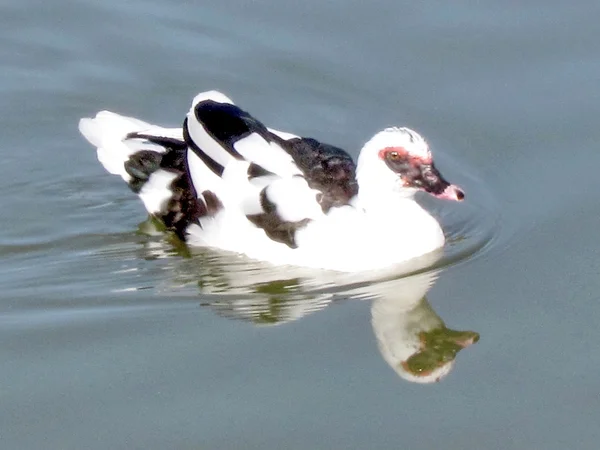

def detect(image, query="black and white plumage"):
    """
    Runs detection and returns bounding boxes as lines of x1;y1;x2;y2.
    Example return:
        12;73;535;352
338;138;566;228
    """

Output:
79;90;464;271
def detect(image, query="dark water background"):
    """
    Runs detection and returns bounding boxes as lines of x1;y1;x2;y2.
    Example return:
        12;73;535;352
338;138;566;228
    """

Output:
2;0;600;448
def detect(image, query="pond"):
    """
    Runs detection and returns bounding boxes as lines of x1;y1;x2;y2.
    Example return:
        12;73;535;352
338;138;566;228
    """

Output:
2;0;599;448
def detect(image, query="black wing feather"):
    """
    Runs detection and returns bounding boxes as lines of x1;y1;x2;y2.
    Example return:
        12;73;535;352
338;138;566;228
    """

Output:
246;188;310;248
193;100;270;159
269;135;358;211
122;135;221;240
126;132;187;151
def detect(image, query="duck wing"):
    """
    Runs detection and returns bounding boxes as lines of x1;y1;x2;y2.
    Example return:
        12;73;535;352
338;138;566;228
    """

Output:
184;91;358;210
183;91;358;247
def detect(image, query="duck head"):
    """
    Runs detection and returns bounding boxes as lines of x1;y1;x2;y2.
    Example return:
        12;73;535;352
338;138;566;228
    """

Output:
356;127;464;203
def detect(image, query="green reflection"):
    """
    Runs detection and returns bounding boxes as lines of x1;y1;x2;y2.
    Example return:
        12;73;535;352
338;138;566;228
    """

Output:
404;328;480;375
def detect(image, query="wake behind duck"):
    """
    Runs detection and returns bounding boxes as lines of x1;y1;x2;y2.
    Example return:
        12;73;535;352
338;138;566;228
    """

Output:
79;90;464;272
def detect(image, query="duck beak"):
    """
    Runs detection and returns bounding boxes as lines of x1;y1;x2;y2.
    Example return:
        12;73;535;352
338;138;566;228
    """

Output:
411;161;465;201
434;184;465;201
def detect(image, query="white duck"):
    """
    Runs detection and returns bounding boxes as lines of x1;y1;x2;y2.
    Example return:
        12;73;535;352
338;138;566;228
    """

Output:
79;90;464;272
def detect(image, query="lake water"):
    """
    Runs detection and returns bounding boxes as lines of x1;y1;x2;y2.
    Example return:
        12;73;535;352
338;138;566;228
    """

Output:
2;0;600;448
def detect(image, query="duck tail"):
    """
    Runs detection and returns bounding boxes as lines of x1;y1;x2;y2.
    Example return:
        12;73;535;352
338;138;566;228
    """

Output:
79;111;204;238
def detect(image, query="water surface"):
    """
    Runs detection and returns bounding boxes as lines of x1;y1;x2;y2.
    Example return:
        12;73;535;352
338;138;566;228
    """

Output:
2;0;600;448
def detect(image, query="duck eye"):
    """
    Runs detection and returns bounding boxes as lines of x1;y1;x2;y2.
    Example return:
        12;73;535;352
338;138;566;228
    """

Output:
387;151;400;161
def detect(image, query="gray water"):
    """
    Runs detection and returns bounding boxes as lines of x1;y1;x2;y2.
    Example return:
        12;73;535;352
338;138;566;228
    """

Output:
2;0;600;448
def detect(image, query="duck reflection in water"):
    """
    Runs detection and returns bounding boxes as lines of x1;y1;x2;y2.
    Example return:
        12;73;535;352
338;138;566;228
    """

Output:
368;272;479;383
141;237;480;384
